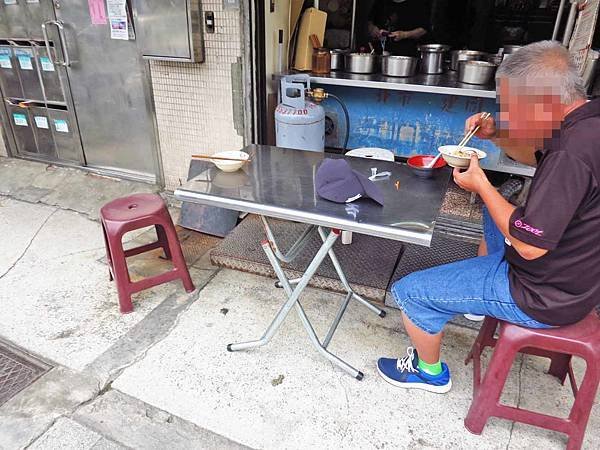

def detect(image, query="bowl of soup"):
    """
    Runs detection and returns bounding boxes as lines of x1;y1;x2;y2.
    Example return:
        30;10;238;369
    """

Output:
438;145;487;168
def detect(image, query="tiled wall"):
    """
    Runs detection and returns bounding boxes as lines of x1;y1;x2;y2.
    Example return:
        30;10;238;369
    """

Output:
150;0;245;191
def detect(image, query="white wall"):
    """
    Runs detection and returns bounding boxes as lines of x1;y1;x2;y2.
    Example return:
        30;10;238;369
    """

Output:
150;0;245;191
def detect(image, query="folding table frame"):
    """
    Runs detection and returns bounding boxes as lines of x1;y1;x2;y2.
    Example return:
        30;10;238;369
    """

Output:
227;216;386;380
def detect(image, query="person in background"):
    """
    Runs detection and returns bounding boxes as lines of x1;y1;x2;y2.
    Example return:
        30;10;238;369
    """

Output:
367;0;431;56
378;41;600;393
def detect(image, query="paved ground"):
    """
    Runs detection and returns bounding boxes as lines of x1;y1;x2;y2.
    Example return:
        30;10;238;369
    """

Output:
0;157;598;449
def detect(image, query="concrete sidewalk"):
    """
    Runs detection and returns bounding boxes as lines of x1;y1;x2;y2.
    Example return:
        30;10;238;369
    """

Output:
0;157;598;449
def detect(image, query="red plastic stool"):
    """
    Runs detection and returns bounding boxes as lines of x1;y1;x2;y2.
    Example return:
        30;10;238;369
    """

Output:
464;312;600;450
100;193;195;313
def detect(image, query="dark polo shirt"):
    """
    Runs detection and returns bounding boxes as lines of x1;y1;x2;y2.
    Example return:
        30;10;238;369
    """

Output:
506;98;600;325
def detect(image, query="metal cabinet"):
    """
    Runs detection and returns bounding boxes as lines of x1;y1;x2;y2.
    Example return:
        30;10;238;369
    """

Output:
134;0;205;62
29;104;57;159
13;43;43;101
47;107;79;162
0;43;23;98
36;45;64;102
7;103;36;155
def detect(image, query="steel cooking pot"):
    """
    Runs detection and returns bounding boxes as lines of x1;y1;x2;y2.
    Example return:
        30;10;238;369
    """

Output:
458;60;497;85
450;50;487;71
418;44;451;74
330;49;349;71
345;53;378;74
381;55;418;77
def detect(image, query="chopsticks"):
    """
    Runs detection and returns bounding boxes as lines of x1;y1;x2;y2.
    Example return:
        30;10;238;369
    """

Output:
425;111;491;169
191;154;251;163
457;111;491;151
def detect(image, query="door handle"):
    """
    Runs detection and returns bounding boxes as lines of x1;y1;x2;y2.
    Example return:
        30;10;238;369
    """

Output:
41;20;71;67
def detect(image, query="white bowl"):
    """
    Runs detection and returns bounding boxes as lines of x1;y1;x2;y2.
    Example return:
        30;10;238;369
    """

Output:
210;151;250;173
438;145;487;168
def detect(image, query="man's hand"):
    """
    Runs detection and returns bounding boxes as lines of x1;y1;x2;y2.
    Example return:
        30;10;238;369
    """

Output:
453;154;491;194
465;112;496;140
390;30;407;41
371;27;387;39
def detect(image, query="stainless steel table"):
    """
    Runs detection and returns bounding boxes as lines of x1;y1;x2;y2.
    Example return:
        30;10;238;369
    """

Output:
175;145;450;379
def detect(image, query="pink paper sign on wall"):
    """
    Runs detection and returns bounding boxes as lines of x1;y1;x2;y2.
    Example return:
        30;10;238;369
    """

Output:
88;0;108;25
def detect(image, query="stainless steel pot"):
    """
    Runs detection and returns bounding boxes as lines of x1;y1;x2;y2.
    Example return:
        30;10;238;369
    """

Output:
381;55;418;77
345;53;377;74
487;54;503;66
418;44;450;74
502;45;522;54
450;50;487;71
330;49;349;71
458;60;497;85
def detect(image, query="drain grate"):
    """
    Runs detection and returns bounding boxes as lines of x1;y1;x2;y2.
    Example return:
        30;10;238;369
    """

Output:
0;341;51;407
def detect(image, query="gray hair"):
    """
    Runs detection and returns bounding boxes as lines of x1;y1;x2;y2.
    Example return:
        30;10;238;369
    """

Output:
496;40;586;104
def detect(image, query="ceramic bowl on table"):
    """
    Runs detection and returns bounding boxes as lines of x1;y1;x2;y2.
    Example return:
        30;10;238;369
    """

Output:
438;145;486;168
407;155;447;178
210;150;250;173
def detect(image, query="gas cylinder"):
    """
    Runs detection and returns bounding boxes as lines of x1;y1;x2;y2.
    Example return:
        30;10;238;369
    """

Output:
275;75;325;152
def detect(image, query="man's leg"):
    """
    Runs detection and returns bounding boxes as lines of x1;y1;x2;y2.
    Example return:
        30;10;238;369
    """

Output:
378;250;508;393
401;311;443;364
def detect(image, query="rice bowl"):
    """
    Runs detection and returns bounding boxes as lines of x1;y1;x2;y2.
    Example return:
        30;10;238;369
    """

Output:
438;145;487;168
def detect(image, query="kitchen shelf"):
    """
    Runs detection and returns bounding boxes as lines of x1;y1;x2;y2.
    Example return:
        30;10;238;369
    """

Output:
277;71;496;98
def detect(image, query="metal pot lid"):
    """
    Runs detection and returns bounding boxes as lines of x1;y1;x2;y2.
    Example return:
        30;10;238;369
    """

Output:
418;44;450;53
461;60;497;68
382;55;417;61
347;52;376;58
452;50;486;57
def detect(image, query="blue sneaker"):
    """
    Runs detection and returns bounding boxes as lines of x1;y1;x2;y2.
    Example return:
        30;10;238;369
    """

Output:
377;347;452;394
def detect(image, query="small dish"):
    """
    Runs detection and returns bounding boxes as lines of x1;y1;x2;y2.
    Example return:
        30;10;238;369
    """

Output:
211;151;250;172
407;155;447;178
438;145;487;168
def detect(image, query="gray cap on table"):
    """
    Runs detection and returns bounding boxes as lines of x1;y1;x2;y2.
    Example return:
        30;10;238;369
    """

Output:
315;158;384;206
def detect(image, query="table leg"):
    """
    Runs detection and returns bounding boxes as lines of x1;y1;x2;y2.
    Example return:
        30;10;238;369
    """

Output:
317;227;386;319
260;215;316;263
226;229;339;353
265;230;363;380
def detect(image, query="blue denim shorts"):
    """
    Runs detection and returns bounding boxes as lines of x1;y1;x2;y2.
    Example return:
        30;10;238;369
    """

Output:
391;208;552;335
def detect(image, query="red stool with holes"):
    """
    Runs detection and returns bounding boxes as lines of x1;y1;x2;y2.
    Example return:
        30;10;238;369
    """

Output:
464;312;600;450
100;193;195;313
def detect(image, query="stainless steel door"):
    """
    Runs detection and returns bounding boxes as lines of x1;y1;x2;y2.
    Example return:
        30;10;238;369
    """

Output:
54;0;158;179
0;0;54;39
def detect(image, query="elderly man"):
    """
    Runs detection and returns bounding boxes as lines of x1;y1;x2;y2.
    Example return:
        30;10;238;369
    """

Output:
377;40;600;393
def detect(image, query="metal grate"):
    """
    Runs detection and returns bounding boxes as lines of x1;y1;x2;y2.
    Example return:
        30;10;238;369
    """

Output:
0;341;51;407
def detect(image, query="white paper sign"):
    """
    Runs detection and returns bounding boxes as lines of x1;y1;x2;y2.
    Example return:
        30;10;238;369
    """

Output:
34;116;49;129
107;0;129;40
0;55;11;69
54;119;69;133
13;113;28;127
40;56;55;72
3;0;17;5
18;56;33;70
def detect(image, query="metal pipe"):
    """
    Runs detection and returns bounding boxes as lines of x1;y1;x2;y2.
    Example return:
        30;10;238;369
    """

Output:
323;292;352;349
562;0;579;47
350;0;357;50
552;0;567;41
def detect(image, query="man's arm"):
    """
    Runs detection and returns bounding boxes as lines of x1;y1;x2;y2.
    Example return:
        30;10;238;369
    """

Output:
477;182;548;260
453;155;548;260
391;28;427;40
